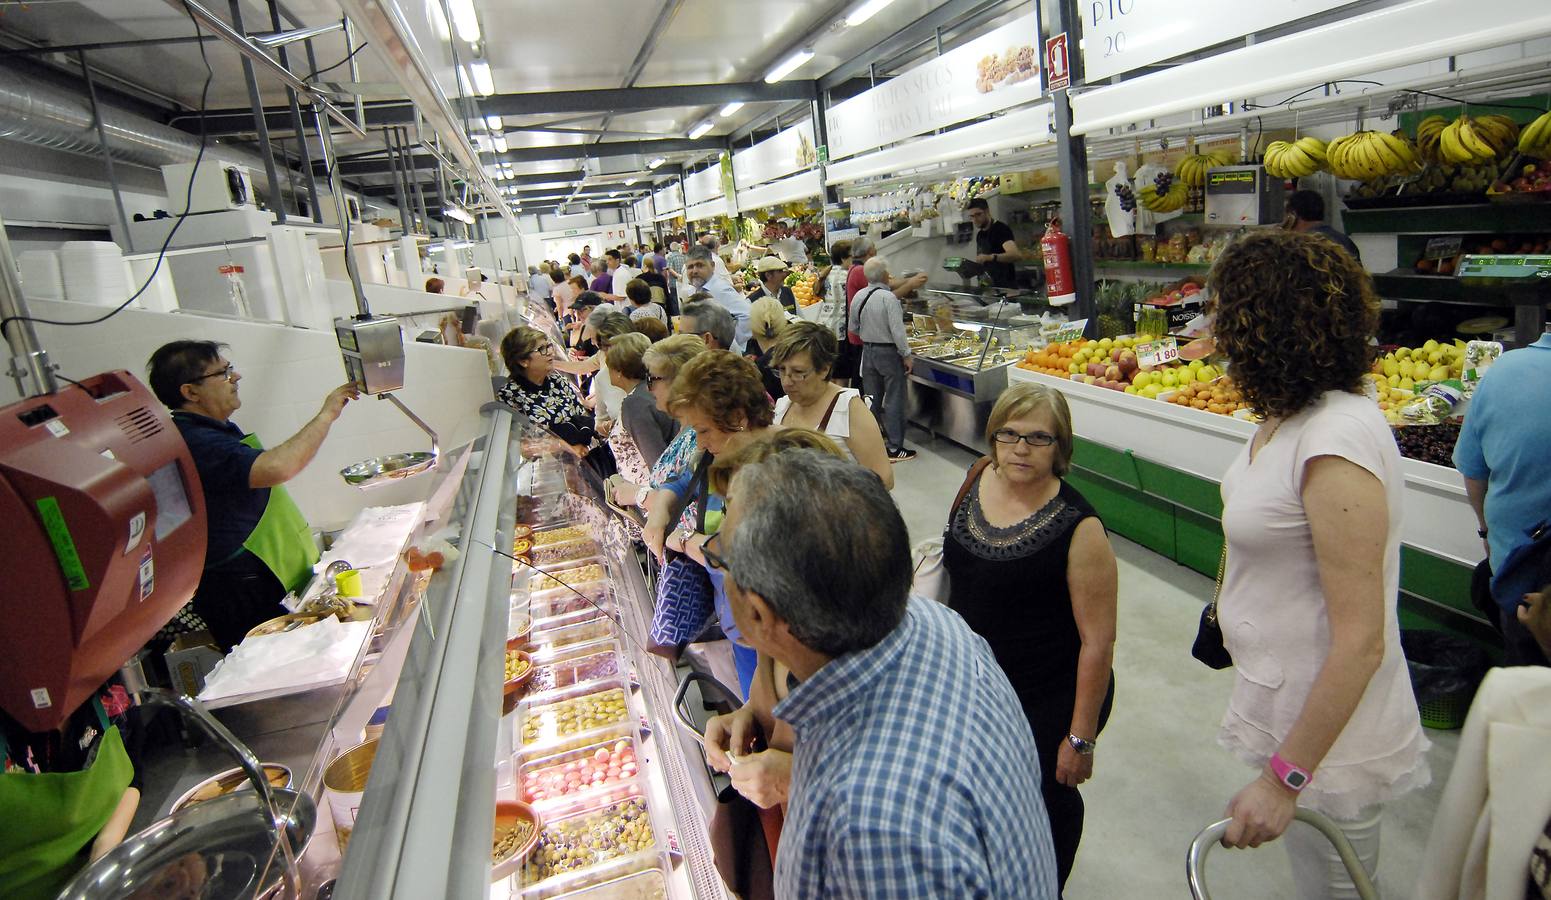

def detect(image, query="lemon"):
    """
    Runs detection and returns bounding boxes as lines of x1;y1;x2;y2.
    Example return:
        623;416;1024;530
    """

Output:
1427;350;1444;365
1428;365;1450;382
1399;376;1415;391
1099;338;1114;350
1069;362;1080;374
1125;385;1138;394
1387;374;1400;387
1423;339;1439;352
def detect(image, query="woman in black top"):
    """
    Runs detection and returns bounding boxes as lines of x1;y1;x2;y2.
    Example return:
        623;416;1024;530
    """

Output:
497;326;597;453
942;382;1117;893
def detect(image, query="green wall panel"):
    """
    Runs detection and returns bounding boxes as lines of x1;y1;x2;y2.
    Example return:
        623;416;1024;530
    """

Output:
1134;457;1224;518
1399;546;1477;616
1072;436;1141;489
1175;508;1224;579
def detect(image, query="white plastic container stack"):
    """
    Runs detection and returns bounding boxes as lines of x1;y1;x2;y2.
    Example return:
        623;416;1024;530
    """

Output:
59;241;132;306
17;250;65;301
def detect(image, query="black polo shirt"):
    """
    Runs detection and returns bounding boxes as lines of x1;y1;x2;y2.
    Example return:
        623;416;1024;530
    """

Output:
171;411;267;570
976;220;1017;287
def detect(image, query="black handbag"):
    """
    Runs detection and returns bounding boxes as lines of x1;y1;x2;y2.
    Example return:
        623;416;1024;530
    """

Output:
1192;544;1233;670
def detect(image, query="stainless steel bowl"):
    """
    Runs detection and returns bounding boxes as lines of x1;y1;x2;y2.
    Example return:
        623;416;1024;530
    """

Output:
58;787;316;900
339;451;437;487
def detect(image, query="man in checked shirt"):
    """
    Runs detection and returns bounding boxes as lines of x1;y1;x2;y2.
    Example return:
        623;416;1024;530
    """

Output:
702;449;1059;898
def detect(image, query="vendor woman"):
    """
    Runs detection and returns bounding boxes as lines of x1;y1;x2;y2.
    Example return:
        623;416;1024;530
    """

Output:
148;340;358;650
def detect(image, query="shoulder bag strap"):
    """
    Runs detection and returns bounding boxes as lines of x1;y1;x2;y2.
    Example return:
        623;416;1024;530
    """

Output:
815;390;845;431
951;457;993;516
694;452;713;533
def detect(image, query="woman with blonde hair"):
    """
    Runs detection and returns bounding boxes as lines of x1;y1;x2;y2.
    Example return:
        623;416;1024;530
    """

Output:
744;296;790;399
941;381;1117;890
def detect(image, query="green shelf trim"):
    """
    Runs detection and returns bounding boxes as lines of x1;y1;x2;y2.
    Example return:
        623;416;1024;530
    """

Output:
1399;546;1479;617
1398;598;1503;659
1174;508;1225;580
1133;458;1223;518
1072;436;1142;489
1069;468;1176;559
1342;203;1551;235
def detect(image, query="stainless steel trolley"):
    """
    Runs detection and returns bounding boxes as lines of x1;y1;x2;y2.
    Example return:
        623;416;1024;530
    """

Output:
1187;808;1379;900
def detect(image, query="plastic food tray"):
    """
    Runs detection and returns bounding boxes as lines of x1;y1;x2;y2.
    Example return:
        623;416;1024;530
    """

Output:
526;861;669;900
526;617;616;656
516;794;667;900
530;583;614;622
527;559;607;594
517;734;644;810
527;641;625;695
531;525;592;547
514;680;633;755
530;538;604;567
531;605;611;637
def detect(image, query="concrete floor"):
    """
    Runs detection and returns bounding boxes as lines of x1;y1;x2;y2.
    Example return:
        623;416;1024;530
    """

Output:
892;428;1458;899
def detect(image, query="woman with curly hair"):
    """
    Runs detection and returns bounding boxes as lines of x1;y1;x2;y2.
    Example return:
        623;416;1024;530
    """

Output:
1209;230;1428;899
642;350;775;696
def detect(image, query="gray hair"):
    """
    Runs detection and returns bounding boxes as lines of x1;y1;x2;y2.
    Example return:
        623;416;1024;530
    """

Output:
686;244;715;265
527;264;538;275
726;450;910;656
679;299;735;349
851;236;875;260
591;259;607;275
863;255;889;285
585;309;634;344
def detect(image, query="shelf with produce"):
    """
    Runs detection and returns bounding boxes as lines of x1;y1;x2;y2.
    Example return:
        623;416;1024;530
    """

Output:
1342;202;1551;235
1093;261;1212;274
1370;271;1522;306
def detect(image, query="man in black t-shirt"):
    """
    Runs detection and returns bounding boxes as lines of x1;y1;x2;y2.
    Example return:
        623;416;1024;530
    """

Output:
967;197;1023;288
1285;189;1361;263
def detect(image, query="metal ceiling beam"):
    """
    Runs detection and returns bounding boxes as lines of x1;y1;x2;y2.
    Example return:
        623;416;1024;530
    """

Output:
188;81;818;134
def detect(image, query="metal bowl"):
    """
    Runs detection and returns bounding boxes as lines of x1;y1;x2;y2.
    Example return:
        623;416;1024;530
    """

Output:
58;787;316;900
340;451;437;487
170;763;293;814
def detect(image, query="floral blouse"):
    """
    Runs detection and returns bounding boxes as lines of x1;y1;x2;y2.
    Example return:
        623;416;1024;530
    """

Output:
497;373;596;446
649;427;702;531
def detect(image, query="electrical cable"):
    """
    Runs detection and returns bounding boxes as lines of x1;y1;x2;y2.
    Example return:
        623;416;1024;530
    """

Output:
0;2;214;343
301;42;367;83
1401;88;1549;114
1241;80;1385;111
477;539;654;659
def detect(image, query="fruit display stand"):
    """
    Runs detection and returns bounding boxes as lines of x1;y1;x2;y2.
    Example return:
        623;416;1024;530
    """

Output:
1005;365;1491;643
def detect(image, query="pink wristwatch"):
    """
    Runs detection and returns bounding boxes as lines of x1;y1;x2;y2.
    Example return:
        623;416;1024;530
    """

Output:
1269;753;1312;793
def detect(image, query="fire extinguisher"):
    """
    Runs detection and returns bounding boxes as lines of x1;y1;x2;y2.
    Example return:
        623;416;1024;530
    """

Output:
1040;217;1077;307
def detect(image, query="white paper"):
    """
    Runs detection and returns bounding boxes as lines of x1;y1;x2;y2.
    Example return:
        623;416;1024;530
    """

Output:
315;502;425;571
198;618;372;702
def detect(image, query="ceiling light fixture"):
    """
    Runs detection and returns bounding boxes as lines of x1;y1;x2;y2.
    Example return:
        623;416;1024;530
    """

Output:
448;0;480;42
443;205;473;224
493;134;509;153
485;115;503;130
609;191;620;197
687;119;714;139
764;48;814;83
623;177;637;186
425;0;449;40
718;101;745;118
844;0;899;27
469;60;494;97
647;157;666;169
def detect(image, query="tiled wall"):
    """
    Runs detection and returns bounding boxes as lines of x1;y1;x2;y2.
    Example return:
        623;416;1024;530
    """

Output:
2;300;496;530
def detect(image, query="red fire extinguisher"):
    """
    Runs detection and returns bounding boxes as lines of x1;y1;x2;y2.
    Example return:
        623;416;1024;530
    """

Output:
1040;217;1077;307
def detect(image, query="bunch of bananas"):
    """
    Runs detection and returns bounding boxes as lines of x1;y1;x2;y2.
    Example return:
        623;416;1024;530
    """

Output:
1439;115;1518;165
1517;110;1551;158
1416;115;1449;162
1138;171;1187;212
1263;137;1328;179
1175;150;1236;187
1326;130;1422;181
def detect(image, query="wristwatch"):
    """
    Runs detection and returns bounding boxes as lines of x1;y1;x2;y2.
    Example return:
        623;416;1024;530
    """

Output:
1269;753;1312;793
1066;734;1096;756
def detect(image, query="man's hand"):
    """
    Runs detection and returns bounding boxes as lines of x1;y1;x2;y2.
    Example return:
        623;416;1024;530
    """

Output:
1055;741;1093;787
704;705;757;772
319;383;360;423
1517;588;1551;658
1221;770;1298;849
975;253;995;264
730;749;793;809
903;356;914;374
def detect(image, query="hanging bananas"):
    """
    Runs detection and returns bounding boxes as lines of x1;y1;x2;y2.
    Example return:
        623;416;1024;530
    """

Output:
1415;115;1448;163
1325;130;1422;181
1439;115;1514;165
1174;150;1236;187
1263;137;1328;179
1520;109;1551;158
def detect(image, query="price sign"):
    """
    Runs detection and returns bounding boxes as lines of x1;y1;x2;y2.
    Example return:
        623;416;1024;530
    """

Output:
1048;318;1089;343
1136;336;1179;368
1424;236;1463;260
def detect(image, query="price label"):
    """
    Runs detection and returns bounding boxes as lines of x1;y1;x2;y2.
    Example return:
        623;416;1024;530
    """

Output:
1048;318;1088;344
1424;236;1463;260
1136;337;1179;368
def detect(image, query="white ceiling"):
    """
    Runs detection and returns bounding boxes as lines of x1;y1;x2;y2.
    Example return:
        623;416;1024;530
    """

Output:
0;0;997;211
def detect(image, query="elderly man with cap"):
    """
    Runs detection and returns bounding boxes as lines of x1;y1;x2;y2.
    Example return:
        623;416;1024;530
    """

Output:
747;256;798;315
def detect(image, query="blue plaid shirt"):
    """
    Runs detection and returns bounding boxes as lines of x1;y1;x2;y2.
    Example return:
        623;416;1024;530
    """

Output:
772;596;1059;899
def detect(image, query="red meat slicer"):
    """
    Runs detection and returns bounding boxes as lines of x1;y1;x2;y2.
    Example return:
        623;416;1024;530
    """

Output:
0;370;206;732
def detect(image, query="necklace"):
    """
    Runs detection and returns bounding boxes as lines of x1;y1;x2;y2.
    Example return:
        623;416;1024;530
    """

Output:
1251;417;1284;464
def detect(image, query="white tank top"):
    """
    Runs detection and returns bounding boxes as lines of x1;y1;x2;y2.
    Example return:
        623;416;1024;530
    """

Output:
774;388;859;461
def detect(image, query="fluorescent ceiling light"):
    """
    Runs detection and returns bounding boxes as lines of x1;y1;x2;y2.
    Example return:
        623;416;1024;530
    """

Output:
493;134;509;152
764;48;814;83
610;191;620;197
687;119;714;139
624;177;637;186
468;60;494;96
844;0;898;27
485;115;502;130
647;157;666;169
449;0;480;42
718;101;745;118
444;205;473;223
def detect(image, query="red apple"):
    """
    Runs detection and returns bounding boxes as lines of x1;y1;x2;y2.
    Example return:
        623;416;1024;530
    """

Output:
1104;365;1122;382
1115;349;1139;377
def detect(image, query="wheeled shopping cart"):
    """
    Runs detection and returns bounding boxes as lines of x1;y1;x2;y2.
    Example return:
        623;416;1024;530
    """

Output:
1187;808;1379;900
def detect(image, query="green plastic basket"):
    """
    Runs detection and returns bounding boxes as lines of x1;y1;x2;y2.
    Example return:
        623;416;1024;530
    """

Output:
1416;684;1476;730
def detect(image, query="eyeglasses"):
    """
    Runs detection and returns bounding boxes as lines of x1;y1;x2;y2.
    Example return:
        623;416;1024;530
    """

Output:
992;428;1057;447
526;347;555;360
186;364;237;385
776;367;816;383
646;373;671;387
702;531;730;574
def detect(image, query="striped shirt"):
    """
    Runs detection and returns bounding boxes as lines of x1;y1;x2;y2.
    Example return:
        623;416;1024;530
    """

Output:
772;596;1059;899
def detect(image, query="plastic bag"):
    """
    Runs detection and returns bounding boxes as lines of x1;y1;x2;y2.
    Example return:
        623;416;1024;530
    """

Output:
1400;629;1490;701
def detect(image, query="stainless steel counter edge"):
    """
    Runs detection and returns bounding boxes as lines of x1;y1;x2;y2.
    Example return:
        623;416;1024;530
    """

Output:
333;405;517;900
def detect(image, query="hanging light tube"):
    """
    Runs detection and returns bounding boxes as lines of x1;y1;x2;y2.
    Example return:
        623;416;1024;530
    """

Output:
764;48;814;83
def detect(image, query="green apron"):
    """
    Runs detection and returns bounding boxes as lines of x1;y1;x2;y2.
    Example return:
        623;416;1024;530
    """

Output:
0;700;133;900
239;433;320;593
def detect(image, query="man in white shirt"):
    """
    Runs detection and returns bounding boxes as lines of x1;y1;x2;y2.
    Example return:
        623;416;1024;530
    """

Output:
527;264;553;305
612;252;641;297
849;255;915;462
699;234;731;277
770;234;810;265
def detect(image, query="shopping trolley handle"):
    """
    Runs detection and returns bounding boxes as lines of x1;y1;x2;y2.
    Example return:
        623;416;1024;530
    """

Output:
672;670;744;742
1187;808;1378;900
